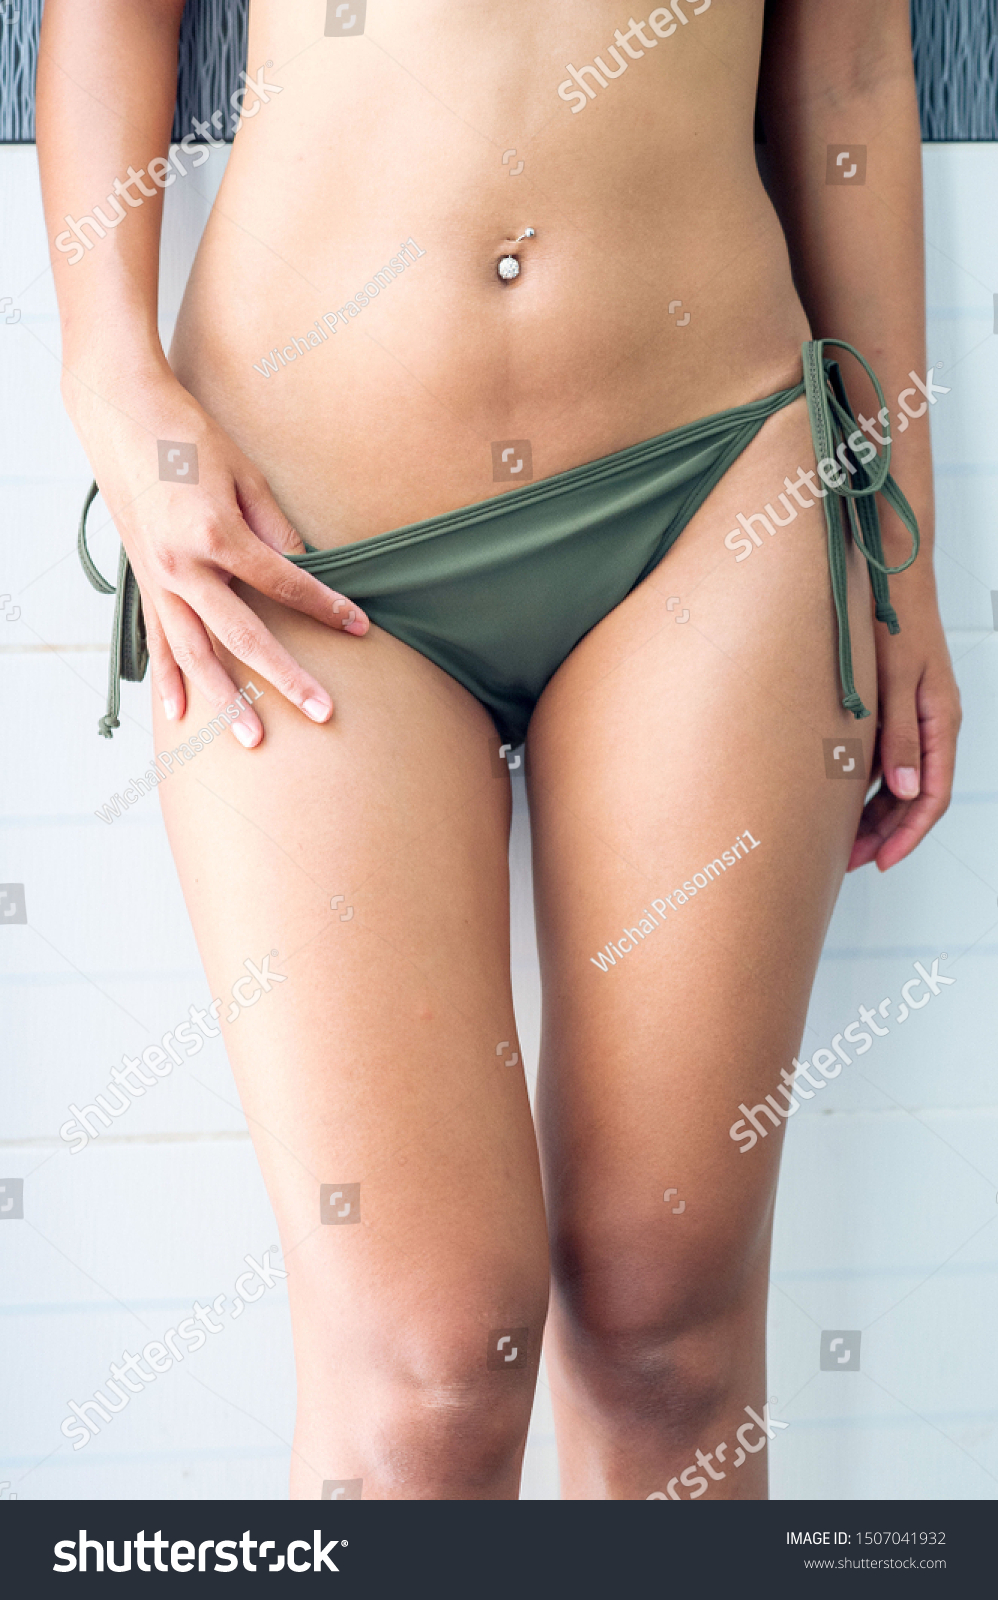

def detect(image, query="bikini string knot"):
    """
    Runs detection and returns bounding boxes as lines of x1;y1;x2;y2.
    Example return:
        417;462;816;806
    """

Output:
802;338;920;722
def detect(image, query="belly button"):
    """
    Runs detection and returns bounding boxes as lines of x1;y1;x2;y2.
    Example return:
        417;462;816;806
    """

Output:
497;228;535;282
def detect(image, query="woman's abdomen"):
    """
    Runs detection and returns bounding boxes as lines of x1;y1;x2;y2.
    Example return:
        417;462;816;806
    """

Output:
169;0;810;546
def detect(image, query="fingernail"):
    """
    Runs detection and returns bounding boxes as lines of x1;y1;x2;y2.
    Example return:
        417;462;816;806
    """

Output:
895;766;919;798
163;698;179;721
232;721;256;748
303;696;332;723
345;616;368;636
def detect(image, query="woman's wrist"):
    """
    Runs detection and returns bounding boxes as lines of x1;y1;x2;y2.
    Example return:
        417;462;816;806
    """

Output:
880;566;945;643
61;359;203;468
60;341;176;420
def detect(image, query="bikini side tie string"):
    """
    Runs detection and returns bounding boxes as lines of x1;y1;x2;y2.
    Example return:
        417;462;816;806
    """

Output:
77;481;148;737
802;338;920;720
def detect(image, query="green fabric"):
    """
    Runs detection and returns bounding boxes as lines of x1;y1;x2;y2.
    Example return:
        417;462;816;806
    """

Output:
77;478;148;738
802;339;920;718
79;340;919;743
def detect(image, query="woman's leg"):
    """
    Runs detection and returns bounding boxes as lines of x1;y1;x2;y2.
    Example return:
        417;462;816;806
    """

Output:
154;598;548;1499
528;396;878;1499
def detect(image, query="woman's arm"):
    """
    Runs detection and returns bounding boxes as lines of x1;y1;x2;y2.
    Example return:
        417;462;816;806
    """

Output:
757;0;961;870
36;0;367;745
37;0;184;392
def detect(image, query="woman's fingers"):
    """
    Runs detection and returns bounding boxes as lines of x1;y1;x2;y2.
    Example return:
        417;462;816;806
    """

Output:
870;677;960;870
848;667;960;873
244;541;370;636
109;435;372;742
231;469;371;635
198;496;370;637
877;684;921;804
845;671;922;872
157;591;265;748
236;469;308;557
178;579;337;728
143;595;186;724
847;788;907;872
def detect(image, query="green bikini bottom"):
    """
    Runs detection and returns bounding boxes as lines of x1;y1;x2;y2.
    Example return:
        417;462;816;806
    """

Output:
80;339;919;745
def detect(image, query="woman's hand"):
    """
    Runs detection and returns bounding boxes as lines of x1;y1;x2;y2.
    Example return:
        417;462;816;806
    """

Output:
72;369;368;748
848;588;961;872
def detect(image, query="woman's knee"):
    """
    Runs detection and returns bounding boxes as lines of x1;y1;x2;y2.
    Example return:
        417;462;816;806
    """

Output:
297;1261;549;1494
551;1217;764;1429
365;1360;532;1493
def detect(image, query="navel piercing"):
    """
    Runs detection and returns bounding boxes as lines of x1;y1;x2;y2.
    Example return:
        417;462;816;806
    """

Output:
497;228;535;282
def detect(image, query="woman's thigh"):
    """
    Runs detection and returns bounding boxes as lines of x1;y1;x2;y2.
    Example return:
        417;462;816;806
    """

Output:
528;396;877;1354
153;596;548;1496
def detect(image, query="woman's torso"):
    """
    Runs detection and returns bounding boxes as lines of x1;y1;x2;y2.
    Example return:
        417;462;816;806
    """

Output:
170;0;811;547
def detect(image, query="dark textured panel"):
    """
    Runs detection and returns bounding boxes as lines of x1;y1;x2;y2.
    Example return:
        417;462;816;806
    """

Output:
0;0;249;144
172;0;249;146
911;0;998;139
0;0;40;142
1;0;996;144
